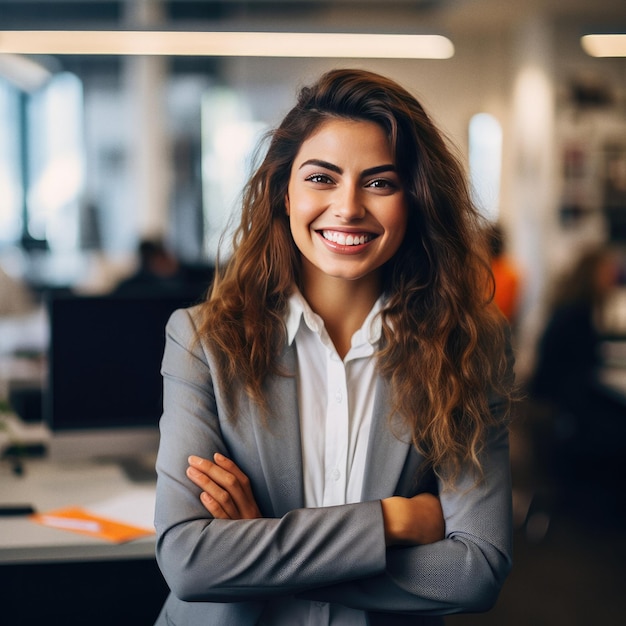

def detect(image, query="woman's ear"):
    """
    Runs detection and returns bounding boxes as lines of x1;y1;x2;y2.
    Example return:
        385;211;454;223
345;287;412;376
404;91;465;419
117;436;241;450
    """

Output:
285;194;290;216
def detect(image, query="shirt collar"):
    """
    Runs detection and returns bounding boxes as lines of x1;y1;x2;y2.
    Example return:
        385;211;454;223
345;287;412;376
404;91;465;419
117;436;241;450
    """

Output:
286;288;383;349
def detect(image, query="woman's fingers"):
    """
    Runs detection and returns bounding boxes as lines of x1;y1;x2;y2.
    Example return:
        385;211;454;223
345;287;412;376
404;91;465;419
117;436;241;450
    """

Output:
186;461;240;519
212;453;251;488
187;454;262;519
199;490;230;519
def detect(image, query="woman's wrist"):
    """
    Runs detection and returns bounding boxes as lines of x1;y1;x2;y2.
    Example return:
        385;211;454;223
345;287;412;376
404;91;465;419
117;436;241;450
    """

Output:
380;494;445;547
380;497;408;546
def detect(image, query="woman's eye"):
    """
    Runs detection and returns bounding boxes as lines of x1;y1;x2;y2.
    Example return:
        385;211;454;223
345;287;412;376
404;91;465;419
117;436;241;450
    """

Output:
367;178;396;190
306;174;334;184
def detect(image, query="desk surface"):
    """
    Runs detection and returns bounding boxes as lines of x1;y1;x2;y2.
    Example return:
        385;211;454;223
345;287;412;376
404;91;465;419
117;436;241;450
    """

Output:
0;455;156;565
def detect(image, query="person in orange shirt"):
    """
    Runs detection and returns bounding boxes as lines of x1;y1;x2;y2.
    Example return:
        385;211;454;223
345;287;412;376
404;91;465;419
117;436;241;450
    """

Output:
488;224;521;324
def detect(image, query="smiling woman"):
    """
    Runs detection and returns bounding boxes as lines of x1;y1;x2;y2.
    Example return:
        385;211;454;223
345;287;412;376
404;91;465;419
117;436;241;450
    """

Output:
285;118;408;331
153;68;516;626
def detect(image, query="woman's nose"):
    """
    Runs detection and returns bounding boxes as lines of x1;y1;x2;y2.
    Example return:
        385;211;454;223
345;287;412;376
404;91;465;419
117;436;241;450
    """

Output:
333;186;365;220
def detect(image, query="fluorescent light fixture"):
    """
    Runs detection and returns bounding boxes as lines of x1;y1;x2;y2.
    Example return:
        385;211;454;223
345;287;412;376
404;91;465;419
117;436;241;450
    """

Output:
0;30;454;59
581;34;626;57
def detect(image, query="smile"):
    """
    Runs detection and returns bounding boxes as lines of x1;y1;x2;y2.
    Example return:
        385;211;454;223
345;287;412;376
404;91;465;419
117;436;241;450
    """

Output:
320;230;376;246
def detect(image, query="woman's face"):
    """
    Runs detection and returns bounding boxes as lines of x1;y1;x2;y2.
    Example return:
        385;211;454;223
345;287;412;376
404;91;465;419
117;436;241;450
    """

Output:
285;118;408;287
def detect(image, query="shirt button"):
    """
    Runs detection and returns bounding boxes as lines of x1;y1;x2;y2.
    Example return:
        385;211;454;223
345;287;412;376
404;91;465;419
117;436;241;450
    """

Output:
331;469;341;481
335;389;342;403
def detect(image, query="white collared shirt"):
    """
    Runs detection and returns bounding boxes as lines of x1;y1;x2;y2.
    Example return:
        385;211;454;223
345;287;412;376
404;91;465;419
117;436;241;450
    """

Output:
259;290;381;625
285;289;382;508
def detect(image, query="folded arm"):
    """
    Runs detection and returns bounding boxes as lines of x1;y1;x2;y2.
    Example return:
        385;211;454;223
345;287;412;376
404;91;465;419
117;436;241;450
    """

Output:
186;452;444;546
299;422;513;615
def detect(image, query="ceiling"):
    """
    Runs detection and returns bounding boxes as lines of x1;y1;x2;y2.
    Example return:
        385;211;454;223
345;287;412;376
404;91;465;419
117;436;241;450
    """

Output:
3;1;444;27
0;0;623;80
0;0;623;33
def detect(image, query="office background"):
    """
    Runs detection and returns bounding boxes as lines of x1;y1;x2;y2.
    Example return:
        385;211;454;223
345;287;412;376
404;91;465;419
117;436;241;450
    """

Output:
0;1;625;624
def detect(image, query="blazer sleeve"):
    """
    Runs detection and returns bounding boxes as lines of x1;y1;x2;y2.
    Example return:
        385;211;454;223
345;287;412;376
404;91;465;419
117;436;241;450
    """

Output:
154;308;388;602
299;419;513;615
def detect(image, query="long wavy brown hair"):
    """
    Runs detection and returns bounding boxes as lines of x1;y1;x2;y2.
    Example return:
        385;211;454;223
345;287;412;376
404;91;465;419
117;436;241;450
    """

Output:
199;68;513;488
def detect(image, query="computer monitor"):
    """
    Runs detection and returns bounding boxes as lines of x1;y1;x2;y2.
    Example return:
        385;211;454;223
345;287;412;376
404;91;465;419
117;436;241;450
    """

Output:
43;290;201;463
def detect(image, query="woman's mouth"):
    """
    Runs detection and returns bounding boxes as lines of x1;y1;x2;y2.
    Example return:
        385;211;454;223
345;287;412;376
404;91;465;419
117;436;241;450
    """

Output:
320;230;376;246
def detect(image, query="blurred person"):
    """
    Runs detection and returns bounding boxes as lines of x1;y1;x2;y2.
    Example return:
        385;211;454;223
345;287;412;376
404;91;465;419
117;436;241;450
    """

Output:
153;68;516;625
114;238;183;296
531;248;617;412
529;246;626;523
487;223;521;325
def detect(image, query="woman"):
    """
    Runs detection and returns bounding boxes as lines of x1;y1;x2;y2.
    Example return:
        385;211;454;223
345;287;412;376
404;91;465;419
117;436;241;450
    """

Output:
154;69;515;625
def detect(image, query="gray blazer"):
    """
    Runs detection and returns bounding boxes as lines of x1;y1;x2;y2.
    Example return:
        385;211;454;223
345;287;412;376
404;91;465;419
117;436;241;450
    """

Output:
154;307;513;626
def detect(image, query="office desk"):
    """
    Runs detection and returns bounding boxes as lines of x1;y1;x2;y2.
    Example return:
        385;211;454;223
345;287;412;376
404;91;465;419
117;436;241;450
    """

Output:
0;454;168;625
0;456;156;564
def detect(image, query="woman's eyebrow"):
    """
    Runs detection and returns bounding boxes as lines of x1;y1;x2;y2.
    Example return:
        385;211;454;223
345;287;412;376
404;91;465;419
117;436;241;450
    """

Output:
298;160;397;178
299;158;342;174
362;164;397;177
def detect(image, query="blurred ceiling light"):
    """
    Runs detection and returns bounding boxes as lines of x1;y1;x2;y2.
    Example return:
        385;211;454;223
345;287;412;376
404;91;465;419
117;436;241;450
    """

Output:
0;30;454;59
0;53;52;91
581;34;626;57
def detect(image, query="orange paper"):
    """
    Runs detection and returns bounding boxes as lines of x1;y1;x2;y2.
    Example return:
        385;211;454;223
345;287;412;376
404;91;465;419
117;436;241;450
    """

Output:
30;506;155;543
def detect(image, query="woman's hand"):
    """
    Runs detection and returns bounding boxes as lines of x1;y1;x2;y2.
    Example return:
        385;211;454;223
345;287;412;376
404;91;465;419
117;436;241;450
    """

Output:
186;453;262;520
380;493;445;547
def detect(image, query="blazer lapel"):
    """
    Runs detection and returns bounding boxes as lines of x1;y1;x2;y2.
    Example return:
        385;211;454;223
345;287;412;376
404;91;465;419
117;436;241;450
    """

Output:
361;377;415;501
250;344;305;516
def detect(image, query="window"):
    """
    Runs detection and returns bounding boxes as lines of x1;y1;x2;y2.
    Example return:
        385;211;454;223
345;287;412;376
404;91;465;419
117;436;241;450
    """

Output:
26;71;85;251
469;112;503;222
0;79;23;245
201;87;265;261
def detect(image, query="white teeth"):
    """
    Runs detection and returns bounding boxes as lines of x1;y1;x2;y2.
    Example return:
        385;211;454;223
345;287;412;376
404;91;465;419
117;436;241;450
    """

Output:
322;230;373;246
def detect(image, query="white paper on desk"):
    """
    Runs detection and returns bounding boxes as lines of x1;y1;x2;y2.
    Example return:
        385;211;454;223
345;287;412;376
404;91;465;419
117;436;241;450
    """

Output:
86;487;156;531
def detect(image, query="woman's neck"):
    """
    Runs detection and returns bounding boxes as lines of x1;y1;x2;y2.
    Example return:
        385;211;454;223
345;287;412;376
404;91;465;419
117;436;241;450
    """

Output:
301;271;381;359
